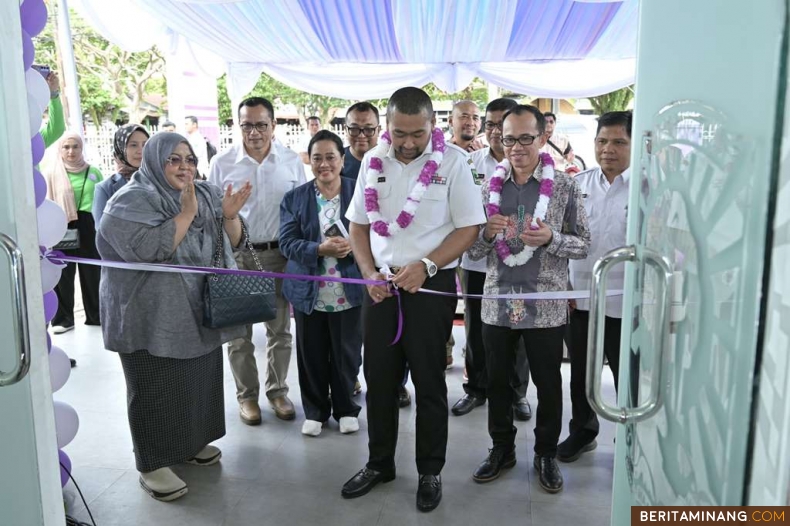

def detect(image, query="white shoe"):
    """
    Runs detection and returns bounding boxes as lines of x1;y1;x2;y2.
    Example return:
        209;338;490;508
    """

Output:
139;467;188;502
184;445;222;466
52;324;74;335
339;417;359;434
301;420;322;437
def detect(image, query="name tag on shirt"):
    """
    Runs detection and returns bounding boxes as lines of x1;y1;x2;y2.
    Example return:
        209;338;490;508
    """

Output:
378;176;386;183
474;172;485;185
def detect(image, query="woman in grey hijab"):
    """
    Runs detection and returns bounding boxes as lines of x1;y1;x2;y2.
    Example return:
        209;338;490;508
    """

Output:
97;132;252;502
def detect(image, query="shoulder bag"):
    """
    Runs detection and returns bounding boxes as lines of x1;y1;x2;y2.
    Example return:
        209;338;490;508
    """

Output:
53;165;90;251
203;218;277;329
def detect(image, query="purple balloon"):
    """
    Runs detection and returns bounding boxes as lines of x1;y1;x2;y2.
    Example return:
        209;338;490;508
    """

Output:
43;290;58;323
20;0;48;37
58;449;72;487
21;30;34;70
31;133;44;164
33;169;47;206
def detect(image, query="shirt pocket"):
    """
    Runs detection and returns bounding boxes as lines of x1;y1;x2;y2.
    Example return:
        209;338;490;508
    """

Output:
415;184;449;227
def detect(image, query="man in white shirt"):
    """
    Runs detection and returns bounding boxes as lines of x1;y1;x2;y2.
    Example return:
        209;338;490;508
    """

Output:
540;112;575;173
208;97;306;425
299;116;322;164
560;110;632;462
448;100;484;152
341;87;485;512
184;115;210;177
452;98;532;422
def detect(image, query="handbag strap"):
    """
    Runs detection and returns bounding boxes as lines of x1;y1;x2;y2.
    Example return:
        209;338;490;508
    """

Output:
74;165;90;211
211;218;265;273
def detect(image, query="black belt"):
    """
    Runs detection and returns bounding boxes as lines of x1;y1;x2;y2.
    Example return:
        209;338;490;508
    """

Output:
251;240;279;251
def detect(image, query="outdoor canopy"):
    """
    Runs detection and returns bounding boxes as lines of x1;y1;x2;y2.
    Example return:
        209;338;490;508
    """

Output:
70;0;638;101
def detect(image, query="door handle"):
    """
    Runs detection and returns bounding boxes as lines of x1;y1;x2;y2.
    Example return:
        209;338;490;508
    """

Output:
586;245;672;424
0;233;31;387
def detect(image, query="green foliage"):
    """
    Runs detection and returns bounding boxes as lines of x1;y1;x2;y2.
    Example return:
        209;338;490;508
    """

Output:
217;74;492;124
588;86;635;115
34;2;165;125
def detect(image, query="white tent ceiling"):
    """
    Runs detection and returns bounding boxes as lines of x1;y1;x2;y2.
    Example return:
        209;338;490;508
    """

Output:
71;0;638;101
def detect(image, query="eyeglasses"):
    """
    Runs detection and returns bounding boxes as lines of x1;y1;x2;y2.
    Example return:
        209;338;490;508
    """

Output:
484;121;504;131
240;123;269;133
502;134;540;147
165;155;198;168
346;126;379;138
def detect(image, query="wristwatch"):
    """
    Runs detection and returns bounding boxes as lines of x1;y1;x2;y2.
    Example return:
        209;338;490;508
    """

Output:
421;258;438;278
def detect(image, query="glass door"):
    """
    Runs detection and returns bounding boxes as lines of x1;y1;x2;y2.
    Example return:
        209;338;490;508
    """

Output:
584;0;790;522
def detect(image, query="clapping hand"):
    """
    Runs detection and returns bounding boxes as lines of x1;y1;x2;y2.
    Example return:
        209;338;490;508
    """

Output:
222;181;252;219
520;218;552;247
180;180;198;217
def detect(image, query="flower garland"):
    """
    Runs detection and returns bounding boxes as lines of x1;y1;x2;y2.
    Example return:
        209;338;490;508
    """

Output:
364;127;445;237
486;152;555;267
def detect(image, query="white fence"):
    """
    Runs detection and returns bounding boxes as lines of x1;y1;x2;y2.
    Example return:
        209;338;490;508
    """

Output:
83;123;347;177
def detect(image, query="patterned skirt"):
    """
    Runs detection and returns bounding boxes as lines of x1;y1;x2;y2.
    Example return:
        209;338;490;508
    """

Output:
119;347;225;473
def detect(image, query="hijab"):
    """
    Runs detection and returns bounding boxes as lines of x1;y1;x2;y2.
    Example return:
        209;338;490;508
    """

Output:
43;131;89;222
103;132;233;268
113;124;149;179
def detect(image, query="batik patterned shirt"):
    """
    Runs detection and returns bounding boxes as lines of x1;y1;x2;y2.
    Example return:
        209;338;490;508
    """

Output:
467;161;591;329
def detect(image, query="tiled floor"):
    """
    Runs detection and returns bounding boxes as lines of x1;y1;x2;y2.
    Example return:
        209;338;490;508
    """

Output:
56;319;617;526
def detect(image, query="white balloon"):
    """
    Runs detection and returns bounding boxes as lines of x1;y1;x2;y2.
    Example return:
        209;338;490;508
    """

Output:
25;68;50;116
36;200;68;248
40;255;65;293
49;345;71;393
27;93;43;137
53;400;79;448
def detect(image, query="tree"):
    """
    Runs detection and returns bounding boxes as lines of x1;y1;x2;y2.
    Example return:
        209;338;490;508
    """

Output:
217;73;349;126
588;86;635;115
35;1;166;125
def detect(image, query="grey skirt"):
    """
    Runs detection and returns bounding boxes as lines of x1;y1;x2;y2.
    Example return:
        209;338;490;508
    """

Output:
119;347;225;473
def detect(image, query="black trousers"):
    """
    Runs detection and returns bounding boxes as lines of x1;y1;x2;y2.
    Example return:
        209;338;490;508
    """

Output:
53;211;101;327
363;269;457;475
482;323;564;457
294;307;362;422
462;269;529;399
568;309;621;438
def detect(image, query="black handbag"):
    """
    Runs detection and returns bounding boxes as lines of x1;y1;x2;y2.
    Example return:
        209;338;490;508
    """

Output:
53;166;90;251
202;218;277;329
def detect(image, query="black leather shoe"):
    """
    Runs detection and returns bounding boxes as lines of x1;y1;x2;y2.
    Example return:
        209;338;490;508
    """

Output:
513;397;532;421
341;467;395;499
472;445;516;483
557;434;598;463
533;455;563;493
397;386;411;408
416;474;442;512
451;393;485;416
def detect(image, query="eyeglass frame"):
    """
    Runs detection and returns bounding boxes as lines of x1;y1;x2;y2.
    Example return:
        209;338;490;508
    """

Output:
165;155;198;168
240;122;270;134
345;125;380;138
501;134;541;147
483;121;504;131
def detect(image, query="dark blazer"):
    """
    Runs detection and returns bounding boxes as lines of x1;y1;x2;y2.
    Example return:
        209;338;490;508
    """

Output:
92;173;129;224
279;177;364;315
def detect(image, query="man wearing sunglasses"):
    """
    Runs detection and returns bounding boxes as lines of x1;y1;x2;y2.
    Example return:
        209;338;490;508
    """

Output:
343;102;381;181
208;96;306;426
467;105;590;494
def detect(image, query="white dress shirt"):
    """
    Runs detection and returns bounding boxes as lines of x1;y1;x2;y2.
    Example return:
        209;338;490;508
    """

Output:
208;141;305;243
187;130;210;177
346;140;486;269
569;167;630;318
462;147;502;273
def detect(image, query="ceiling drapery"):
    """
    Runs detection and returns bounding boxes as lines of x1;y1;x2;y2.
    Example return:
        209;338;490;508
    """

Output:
71;0;638;101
